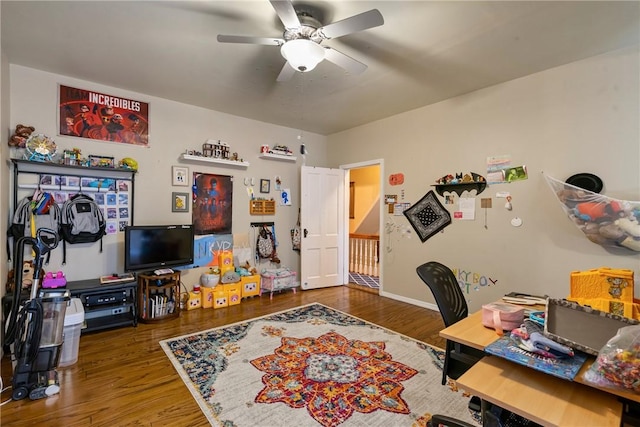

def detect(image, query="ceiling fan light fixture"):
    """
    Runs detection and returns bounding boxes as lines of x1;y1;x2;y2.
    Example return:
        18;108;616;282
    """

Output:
280;39;325;72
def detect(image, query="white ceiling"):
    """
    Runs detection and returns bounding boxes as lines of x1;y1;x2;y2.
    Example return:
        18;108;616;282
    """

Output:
2;1;639;135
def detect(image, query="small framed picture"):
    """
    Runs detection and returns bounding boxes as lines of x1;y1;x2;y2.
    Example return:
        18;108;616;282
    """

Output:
260;179;270;193
172;166;189;186
172;192;189;212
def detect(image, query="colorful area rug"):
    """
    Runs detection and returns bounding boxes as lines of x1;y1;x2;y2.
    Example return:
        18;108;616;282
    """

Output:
160;303;479;426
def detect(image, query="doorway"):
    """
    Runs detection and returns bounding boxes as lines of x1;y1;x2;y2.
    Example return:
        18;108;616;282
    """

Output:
342;159;383;294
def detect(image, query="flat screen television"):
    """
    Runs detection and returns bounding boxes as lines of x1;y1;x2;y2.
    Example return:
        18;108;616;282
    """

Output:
124;224;194;272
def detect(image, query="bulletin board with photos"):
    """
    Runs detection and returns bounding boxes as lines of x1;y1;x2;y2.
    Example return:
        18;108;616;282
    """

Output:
38;174;133;234
11;159;136;235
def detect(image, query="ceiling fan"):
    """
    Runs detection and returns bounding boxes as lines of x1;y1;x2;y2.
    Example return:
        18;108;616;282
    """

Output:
217;0;384;81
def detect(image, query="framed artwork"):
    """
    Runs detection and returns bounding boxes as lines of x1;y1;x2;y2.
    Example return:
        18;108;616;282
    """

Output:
58;84;149;146
172;166;189;186
260;179;270;193
193;173;233;235
172;192;189;212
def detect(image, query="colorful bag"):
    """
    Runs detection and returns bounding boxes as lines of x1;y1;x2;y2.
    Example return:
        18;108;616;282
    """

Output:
482;302;525;335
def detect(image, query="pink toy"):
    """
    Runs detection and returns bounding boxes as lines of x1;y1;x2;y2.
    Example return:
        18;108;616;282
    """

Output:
42;271;67;289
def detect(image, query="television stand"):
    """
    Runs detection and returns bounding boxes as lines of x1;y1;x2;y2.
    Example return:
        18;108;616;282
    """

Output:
66;278;138;333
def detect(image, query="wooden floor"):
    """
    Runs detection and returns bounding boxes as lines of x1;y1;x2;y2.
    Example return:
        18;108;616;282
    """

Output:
1;286;445;426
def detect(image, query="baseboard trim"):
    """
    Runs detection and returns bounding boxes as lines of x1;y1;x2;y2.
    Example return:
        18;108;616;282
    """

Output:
378;289;439;313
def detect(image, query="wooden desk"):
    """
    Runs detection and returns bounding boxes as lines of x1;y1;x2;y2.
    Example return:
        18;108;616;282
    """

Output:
440;308;631;426
457;356;621;426
439;309;497;351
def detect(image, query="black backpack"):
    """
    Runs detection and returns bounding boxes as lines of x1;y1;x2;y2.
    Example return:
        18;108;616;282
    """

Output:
59;194;106;264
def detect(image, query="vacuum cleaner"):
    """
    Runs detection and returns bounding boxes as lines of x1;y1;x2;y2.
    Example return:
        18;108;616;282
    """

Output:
3;228;69;400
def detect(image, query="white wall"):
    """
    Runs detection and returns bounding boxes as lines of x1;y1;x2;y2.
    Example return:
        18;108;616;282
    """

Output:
7;65;328;288
327;47;640;312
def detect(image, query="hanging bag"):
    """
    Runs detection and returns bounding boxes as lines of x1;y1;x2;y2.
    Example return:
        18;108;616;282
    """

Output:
257;226;275;259
59;193;106;264
7;193;60;262
291;209;301;252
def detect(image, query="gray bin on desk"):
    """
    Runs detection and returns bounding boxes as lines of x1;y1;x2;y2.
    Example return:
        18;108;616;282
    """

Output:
544;298;639;356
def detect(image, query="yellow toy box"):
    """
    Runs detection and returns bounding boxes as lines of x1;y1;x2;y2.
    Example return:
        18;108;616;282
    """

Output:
187;291;201;310
223;283;241;306
201;286;215;309
218;250;234;276
568;267;639;319
240;274;261;298
213;290;228;309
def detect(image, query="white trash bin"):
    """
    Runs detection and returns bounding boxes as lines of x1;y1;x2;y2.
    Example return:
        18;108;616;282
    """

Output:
58;298;84;367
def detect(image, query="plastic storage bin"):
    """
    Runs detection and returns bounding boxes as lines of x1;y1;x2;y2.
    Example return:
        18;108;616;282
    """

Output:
59;298;84;367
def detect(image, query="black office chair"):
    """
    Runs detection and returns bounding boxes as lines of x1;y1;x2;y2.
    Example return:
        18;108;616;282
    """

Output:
427;414;476;427
416;261;485;386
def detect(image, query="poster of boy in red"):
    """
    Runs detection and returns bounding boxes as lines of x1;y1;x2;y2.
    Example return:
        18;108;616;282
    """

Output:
192;173;233;235
59;85;149;146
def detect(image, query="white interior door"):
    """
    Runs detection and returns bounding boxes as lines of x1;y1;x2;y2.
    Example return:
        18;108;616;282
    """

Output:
300;166;345;290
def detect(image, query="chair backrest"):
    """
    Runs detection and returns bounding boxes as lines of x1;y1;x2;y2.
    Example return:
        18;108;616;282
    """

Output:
417;261;468;327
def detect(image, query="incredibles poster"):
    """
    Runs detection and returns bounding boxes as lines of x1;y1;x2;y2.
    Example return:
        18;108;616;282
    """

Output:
59;85;149;146
192;173;233;235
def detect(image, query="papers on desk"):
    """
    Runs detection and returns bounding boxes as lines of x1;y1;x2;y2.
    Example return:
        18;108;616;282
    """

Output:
485;335;588;381
502;292;547;305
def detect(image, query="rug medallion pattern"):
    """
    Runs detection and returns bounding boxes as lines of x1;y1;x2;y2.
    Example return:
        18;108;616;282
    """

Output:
251;331;417;426
161;304;478;426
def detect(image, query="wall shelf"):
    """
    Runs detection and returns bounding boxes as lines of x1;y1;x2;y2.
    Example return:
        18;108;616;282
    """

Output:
432;182;487;197
250;199;276;215
180;153;249;168
259;153;297;162
11;158;136;223
11;158;136;180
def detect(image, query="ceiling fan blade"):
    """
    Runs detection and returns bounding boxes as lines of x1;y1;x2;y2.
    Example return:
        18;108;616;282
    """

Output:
276;62;296;82
269;0;301;29
217;35;284;46
318;9;384;39
323;47;367;75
